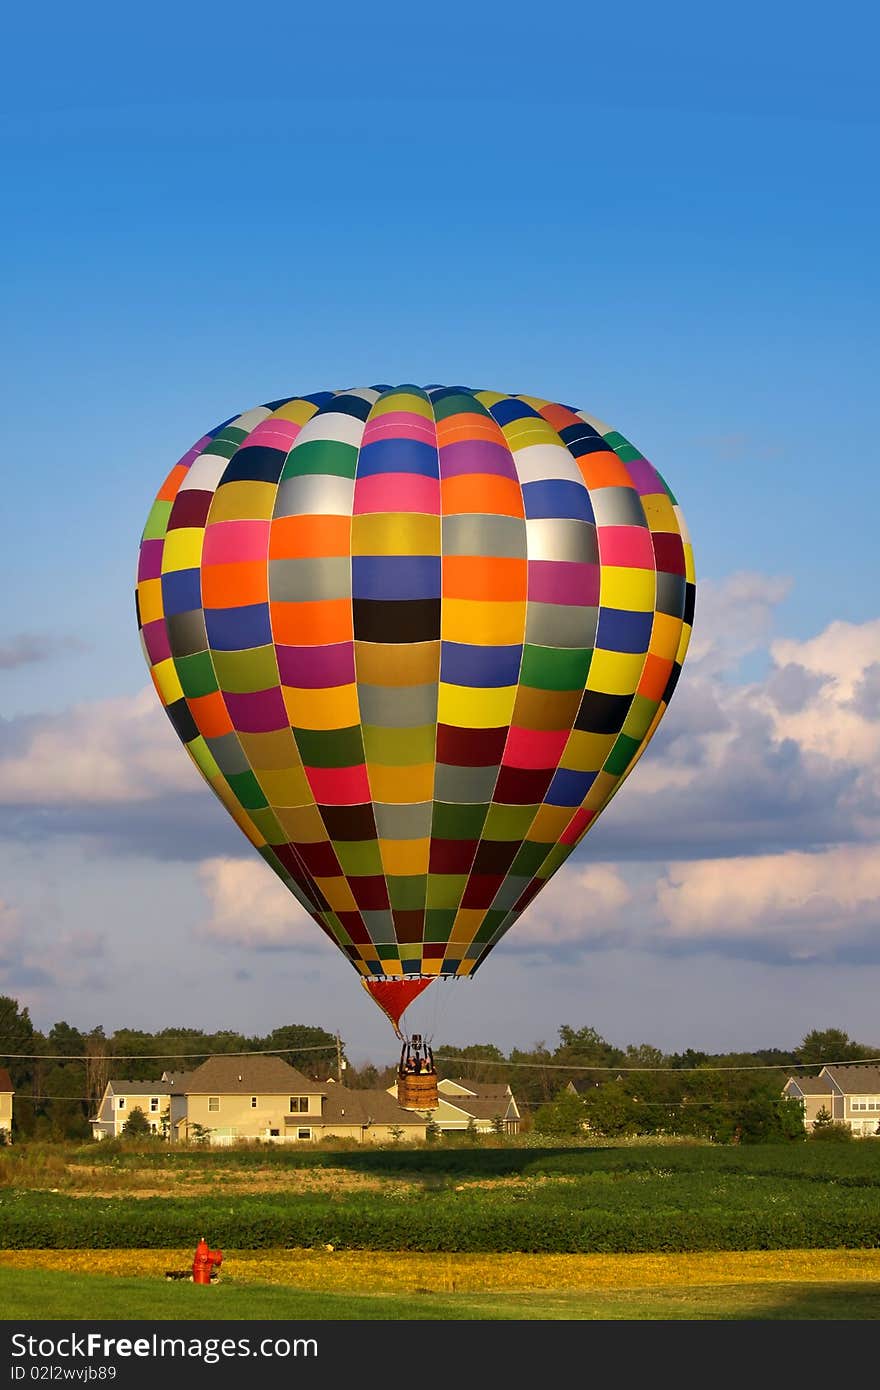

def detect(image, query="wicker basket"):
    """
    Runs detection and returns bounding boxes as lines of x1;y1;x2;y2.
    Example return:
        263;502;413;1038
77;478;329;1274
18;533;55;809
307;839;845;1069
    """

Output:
396;1073;438;1109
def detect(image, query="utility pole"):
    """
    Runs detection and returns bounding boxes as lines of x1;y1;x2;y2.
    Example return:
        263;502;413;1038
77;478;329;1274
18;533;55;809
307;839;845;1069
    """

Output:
335;1032;344;1083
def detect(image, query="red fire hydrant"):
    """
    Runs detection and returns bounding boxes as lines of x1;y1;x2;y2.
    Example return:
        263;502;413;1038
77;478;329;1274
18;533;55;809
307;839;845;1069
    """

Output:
192;1236;223;1285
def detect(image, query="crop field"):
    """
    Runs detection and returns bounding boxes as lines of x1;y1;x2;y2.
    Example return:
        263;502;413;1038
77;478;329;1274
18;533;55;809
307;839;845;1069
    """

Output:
2;1140;878;1319
2;1139;880;1253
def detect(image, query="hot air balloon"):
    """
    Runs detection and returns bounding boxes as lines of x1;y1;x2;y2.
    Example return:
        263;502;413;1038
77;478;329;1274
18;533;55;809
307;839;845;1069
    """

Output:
136;385;694;1044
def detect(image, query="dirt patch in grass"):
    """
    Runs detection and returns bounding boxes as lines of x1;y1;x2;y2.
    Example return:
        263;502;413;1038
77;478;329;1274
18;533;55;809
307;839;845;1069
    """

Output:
5;1158;574;1200
56;1163;402;1199
4;1247;880;1294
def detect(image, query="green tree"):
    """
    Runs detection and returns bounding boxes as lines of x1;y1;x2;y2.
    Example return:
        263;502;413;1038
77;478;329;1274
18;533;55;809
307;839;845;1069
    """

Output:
508;1042;554;1104
725;1096;806;1145
533;1088;587;1137
0;996;37;1092
810;1119;853;1142
106;1030;163;1082
122;1105;152;1137
253;1023;339;1079
624;1043;664;1069
42;1063;90;1140
667;1048;709;1070
582;1080;641;1138
47;1020;85;1059
553;1025;624;1096
435;1043;505;1086
797;1029;870;1066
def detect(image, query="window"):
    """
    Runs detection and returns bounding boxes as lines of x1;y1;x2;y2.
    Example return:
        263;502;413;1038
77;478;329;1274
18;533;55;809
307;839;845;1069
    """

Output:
150;1098;159;1112
117;1098;126;1109
208;1097;220;1112
289;1097;309;1113
251;1097;257;1108
297;1128;312;1141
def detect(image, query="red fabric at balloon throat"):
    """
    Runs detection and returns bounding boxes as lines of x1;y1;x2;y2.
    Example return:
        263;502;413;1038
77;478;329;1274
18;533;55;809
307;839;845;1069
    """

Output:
363;978;433;1034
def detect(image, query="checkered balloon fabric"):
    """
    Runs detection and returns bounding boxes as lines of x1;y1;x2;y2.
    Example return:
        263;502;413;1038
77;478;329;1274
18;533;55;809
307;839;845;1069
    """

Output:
137;385;694;988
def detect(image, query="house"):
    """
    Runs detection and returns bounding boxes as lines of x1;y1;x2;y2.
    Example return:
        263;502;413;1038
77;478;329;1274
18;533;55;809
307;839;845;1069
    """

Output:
783;1064;880;1136
0;1067;13;1142
91;1079;174;1139
388;1075;521;1134
435;1078;521;1134
318;1078;429;1143
433;1079;521;1135
169;1054;427;1145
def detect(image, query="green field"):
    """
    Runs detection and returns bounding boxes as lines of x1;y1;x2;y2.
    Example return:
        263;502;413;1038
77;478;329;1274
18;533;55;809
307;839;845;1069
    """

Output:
2;1140;879;1252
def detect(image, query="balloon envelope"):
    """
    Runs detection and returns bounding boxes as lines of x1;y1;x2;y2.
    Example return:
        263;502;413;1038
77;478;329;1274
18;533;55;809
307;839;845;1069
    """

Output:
137;385;694;1031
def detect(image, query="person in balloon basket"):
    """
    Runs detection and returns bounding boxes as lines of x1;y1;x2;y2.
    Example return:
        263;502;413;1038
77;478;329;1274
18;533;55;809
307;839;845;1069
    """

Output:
400;1036;435;1077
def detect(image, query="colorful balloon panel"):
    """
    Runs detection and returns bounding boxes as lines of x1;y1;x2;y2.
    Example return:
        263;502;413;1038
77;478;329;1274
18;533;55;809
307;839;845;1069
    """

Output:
137;385;694;988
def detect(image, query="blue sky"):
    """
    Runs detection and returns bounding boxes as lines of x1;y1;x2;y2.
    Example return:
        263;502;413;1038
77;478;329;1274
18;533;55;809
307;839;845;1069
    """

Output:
2;3;879;1063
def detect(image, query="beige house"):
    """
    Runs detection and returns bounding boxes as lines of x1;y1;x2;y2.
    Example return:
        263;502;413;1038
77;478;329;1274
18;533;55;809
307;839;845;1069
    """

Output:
783;1064;880;1136
170;1055;427;1145
0;1067;13;1142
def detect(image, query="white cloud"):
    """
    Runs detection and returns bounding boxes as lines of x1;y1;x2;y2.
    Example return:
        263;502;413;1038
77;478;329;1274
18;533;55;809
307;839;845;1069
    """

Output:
0;688;196;804
197;857;335;952
506;865;634;948
654;845;880;960
687;570;792;675
593;585;880;856
763;619;880;764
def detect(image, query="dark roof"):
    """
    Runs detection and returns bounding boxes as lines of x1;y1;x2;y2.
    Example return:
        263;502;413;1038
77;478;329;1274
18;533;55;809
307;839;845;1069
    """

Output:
161;1071;194;1089
0;1067;13;1093
107;1080;170;1096
439;1095;511;1122
440;1080;512;1100
183;1054;323;1095
320;1084;427;1128
785;1075;833;1096
822;1064;880;1092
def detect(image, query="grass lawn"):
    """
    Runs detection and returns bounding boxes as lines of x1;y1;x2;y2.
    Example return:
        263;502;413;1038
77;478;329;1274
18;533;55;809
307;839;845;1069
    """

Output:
2;1255;879;1320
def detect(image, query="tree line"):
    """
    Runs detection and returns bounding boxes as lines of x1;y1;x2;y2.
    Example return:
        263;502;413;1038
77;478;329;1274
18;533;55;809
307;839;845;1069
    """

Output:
1;994;876;1142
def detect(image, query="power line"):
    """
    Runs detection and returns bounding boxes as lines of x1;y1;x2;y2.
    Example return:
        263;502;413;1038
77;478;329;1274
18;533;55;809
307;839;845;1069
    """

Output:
2;1045;879;1073
0;1044;340;1062
432;1052;880;1073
